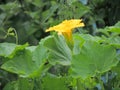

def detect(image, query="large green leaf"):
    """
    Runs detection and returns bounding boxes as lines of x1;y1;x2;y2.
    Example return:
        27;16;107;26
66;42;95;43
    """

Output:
43;35;71;65
1;50;37;77
1;43;48;77
32;43;48;68
3;78;34;90
73;34;102;54
41;74;69;90
17;78;34;90
78;34;102;42
0;43;28;58
71;41;118;79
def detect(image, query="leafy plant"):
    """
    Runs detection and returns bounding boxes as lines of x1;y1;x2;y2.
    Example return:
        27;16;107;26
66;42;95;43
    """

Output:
0;19;120;90
0;0;120;90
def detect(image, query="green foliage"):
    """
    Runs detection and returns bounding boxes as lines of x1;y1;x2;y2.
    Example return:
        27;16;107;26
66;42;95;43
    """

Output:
71;40;118;79
107;21;120;34
41;74;69;90
1;43;48;78
0;0;120;90
0;0;89;44
3;78;34;90
1;27;120;89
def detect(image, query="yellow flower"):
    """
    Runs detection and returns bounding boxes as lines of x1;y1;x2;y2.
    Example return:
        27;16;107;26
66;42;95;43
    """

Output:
46;19;84;43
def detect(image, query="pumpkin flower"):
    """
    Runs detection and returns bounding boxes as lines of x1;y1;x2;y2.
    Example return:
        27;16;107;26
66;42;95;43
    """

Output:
46;19;84;43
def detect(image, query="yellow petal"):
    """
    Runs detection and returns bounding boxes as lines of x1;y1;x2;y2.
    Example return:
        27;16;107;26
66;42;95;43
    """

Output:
45;19;84;33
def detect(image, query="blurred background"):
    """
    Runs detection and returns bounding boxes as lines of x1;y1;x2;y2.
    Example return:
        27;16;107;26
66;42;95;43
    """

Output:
0;0;120;45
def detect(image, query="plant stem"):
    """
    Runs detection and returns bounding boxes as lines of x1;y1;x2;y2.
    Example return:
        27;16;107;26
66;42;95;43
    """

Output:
12;28;18;44
77;78;85;90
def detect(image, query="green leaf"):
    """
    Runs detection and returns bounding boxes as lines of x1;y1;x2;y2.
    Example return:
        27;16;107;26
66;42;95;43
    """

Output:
1;50;36;77
3;78;34;90
73;34;85;54
42;4;58;22
3;81;17;90
17;78;34;90
114;21;120;27
1;43;48;77
43;35;71;65
107;27;120;34
26;46;37;52
73;34;103;54
0;43;28;58
71;41;118;79
106;36;120;49
78;34;102;42
41;74;69;90
32;43;48;68
106;21;120;34
72;2;90;18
